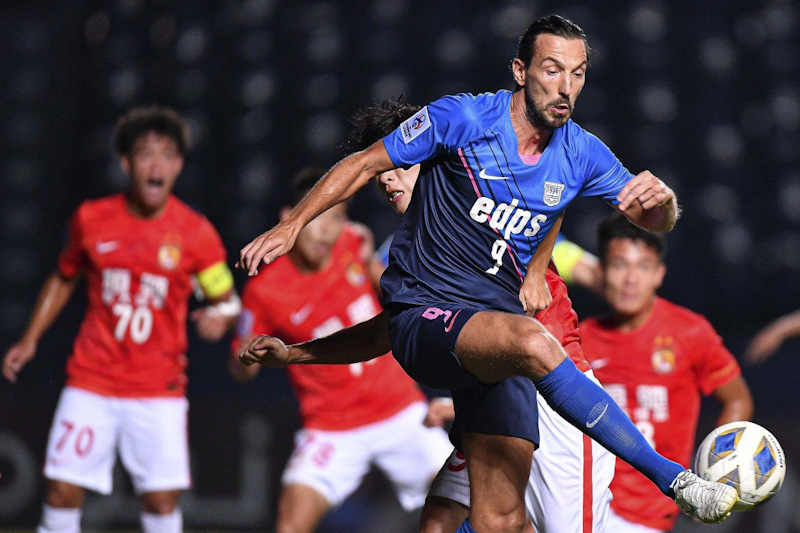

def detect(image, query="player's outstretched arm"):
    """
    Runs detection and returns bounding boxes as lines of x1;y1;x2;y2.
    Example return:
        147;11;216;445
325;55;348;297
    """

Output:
711;376;754;425
237;142;397;276
239;310;391;367
3;272;79;382
616;170;679;233
519;215;563;315
745;309;800;364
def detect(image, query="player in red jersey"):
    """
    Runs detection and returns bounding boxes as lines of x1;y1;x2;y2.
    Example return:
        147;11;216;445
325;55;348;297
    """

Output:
2;107;239;533
580;213;754;533
231;168;451;533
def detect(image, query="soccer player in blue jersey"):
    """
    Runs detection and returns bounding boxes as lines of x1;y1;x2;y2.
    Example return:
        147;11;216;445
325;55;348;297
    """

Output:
239;14;738;532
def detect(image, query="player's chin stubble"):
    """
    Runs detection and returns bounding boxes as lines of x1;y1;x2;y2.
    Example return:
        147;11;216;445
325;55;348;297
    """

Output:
524;88;571;130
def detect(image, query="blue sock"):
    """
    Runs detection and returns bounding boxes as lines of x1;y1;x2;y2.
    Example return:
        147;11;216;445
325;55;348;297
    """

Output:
535;358;685;496
456;518;476;533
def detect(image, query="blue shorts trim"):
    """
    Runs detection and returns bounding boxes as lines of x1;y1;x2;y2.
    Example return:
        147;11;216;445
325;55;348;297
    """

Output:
387;303;539;450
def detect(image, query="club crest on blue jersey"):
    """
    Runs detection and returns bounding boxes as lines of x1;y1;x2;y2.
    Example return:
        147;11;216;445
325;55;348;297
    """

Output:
543;182;566;206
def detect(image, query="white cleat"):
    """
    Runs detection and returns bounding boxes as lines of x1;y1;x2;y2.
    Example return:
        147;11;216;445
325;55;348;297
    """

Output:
671;470;739;524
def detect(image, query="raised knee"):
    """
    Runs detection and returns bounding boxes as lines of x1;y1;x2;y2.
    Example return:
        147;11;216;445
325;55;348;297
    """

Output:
517;325;563;376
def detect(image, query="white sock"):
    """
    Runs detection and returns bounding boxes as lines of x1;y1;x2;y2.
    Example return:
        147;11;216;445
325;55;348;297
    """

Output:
37;504;81;533
141;509;183;533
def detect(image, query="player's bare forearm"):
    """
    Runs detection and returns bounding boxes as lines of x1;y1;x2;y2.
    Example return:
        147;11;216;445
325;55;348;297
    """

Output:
616;171;679;233
237;142;396;275
21;271;79;345
519;215;563;314
712;376;754;425
290;310;392;365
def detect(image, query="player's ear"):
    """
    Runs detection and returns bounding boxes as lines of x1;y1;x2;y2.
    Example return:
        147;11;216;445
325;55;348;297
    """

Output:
511;58;527;88
654;262;666;289
120;154;131;175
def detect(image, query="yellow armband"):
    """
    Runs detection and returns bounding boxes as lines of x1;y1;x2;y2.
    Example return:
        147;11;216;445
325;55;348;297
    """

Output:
552;239;586;285
197;261;234;300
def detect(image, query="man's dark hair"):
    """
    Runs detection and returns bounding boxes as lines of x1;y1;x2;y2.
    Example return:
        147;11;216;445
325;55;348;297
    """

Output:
516;14;591;67
114;105;191;156
341;97;422;155
286;166;327;207
597;213;667;261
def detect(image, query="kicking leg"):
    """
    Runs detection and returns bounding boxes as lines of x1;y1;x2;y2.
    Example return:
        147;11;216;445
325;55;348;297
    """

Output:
454;311;737;523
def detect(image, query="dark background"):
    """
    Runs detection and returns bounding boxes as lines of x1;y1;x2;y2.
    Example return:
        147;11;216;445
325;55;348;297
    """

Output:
1;0;799;531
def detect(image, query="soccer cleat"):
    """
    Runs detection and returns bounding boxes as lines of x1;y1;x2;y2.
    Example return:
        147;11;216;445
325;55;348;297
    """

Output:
671;470;739;523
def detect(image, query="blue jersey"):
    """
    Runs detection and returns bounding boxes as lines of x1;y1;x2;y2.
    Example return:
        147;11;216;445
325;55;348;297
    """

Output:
381;90;633;313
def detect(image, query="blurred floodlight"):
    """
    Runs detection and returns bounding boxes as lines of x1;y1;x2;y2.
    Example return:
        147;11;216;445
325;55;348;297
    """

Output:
491;3;537;39
763;3;796;39
240;31;274;63
699;183;741;222
715;224;752;265
437;29;474;66
371;0;408;24
239;155;274;201
307;75;341;108
306;113;343;152
627;3;667;42
639;84;677;122
699;37;738;78
241;71;276;107
184;114;209;148
307;29;343;62
85;11;111;45
706;124;744;164
772;89;800;131
176;27;208;63
109;69;142;105
371;74;410;102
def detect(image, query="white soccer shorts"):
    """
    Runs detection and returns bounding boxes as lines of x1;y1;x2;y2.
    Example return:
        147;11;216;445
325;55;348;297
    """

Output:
281;401;452;510
604;507;665;533
43;386;191;495
428;370;616;533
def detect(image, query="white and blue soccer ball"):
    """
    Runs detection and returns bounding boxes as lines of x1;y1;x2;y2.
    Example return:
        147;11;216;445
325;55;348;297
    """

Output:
695;421;786;511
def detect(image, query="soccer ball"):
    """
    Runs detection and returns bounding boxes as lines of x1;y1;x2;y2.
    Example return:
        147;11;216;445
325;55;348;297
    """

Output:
694;421;786;511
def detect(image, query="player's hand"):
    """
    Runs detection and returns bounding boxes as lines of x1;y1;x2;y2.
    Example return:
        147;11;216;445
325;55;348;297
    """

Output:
519;272;552;316
745;327;784;365
3;339;36;383
617;170;675;211
191;308;230;342
237;222;300;277
424;397;455;427
239;335;291;368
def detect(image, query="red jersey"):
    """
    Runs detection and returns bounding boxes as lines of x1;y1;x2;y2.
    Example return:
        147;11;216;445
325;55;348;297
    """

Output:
580;298;741;531
58;194;230;398
538;266;589;371
236;226;424;431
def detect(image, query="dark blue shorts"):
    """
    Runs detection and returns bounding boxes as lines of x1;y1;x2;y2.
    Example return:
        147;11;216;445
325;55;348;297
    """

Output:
387;303;539;451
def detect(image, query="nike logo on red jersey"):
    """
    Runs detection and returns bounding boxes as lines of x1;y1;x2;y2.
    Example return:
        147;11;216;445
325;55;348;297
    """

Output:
289;304;314;325
96;240;120;254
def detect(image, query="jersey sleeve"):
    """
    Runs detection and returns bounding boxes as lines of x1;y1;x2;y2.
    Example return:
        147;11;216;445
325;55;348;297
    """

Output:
383;93;497;168
57;208;87;279
577;131;635;204
687;317;742;395
191;218;234;300
552;236;587;285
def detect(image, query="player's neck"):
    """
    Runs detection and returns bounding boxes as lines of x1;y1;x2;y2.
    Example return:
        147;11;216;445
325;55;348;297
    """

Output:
510;90;554;155
611;297;657;332
125;193;169;219
287;249;331;274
